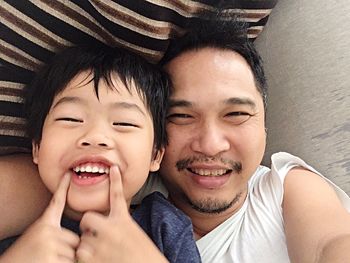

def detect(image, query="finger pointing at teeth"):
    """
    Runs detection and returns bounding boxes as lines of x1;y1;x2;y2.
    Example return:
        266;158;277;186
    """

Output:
77;165;168;263
109;165;129;218
77;165;131;263
42;172;71;226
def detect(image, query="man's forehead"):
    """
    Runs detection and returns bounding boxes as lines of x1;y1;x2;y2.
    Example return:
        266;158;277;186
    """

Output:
166;47;249;69
166;47;261;96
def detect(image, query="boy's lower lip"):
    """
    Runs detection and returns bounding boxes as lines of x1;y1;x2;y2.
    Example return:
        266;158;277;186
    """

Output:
71;172;108;186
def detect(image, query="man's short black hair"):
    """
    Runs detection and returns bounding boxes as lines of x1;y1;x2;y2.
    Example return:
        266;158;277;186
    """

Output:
25;45;170;151
161;13;267;108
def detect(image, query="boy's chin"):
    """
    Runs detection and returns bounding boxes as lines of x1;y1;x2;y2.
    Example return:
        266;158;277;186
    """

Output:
65;196;109;220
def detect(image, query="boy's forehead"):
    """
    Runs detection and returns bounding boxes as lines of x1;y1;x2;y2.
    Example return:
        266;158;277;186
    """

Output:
55;71;149;109
60;71;145;98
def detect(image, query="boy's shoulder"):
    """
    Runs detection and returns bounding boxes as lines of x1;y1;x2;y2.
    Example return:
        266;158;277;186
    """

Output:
131;173;168;205
132;191;191;226
132;192;201;263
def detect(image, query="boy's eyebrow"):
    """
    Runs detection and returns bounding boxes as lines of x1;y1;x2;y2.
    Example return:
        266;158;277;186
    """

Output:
52;96;83;109
111;102;146;116
169;97;257;109
52;96;146;116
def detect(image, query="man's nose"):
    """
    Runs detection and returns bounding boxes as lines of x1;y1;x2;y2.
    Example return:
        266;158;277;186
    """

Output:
190;121;230;156
77;125;114;149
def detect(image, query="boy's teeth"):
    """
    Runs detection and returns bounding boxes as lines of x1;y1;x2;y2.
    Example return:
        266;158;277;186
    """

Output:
73;164;110;174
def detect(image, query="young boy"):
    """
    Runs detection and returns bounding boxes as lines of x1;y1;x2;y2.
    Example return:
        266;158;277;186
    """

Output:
0;46;201;263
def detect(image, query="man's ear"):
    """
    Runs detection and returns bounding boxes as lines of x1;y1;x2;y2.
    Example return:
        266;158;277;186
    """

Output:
32;141;40;164
149;147;165;172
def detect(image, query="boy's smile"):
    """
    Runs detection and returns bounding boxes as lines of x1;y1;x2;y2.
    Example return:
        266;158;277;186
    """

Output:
72;158;111;186
32;71;163;219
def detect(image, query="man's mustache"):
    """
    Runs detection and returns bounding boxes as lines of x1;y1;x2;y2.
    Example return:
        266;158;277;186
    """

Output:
176;156;242;174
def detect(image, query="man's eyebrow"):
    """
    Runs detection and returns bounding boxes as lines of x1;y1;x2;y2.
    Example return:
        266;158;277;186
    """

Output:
169;97;256;109
225;97;257;109
169;100;193;108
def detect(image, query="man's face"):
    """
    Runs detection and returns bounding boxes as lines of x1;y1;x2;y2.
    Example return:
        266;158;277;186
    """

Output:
160;48;266;216
33;71;163;218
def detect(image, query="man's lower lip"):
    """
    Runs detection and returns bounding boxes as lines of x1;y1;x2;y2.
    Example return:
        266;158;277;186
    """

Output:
71;173;108;186
190;173;230;189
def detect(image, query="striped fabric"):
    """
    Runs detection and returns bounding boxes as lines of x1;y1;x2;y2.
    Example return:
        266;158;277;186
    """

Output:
0;0;278;154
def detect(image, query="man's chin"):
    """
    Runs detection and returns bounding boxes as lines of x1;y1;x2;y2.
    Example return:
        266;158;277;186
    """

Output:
185;191;244;215
188;198;234;214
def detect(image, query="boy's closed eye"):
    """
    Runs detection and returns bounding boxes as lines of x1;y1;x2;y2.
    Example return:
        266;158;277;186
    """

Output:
113;122;140;128
55;117;83;123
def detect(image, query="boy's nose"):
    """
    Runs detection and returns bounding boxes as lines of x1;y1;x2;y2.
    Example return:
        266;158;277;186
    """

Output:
77;126;114;149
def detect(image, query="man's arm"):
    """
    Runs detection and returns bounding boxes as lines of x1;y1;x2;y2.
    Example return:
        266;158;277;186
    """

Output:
0;154;51;239
283;167;350;263
317;234;350;263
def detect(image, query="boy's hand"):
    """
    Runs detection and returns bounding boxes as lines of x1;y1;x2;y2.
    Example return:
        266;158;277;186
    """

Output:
0;173;79;263
76;166;168;263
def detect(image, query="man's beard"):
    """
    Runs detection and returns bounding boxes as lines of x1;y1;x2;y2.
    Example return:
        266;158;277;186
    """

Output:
186;192;243;214
175;155;243;214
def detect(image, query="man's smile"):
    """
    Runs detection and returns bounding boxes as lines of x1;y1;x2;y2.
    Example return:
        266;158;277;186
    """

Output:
188;167;231;176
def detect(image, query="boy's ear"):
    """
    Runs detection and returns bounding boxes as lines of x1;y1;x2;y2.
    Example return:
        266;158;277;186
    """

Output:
32;141;40;164
149;147;165;172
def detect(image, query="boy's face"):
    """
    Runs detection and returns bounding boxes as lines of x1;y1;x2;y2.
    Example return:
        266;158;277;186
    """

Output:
33;71;163;218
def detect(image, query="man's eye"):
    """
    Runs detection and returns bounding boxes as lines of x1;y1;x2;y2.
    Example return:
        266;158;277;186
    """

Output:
55;117;83;123
167;113;194;125
227;112;251;116
226;112;252;124
167;113;192;119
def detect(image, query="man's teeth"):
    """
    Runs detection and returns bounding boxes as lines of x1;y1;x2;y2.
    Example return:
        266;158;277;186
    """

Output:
73;165;110;174
190;168;228;176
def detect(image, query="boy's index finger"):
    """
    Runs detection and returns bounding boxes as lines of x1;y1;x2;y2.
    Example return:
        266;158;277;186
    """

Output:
42;172;71;226
109;165;129;218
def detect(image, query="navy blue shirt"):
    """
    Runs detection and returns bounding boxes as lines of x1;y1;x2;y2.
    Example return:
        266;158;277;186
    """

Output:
132;192;201;262
0;192;201;263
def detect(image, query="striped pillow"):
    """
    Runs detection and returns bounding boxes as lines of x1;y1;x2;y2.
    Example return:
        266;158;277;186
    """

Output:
0;0;278;154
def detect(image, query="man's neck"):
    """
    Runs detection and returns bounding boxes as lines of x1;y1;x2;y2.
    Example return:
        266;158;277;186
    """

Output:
170;189;248;240
191;210;236;240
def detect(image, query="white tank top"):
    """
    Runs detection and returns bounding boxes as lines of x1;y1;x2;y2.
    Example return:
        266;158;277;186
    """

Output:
196;152;350;263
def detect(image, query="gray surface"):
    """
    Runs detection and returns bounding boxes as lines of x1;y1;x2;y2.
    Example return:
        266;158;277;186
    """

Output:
255;0;350;194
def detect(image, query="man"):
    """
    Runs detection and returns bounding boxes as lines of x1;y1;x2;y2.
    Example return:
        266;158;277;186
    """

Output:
158;17;350;262
2;16;350;262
